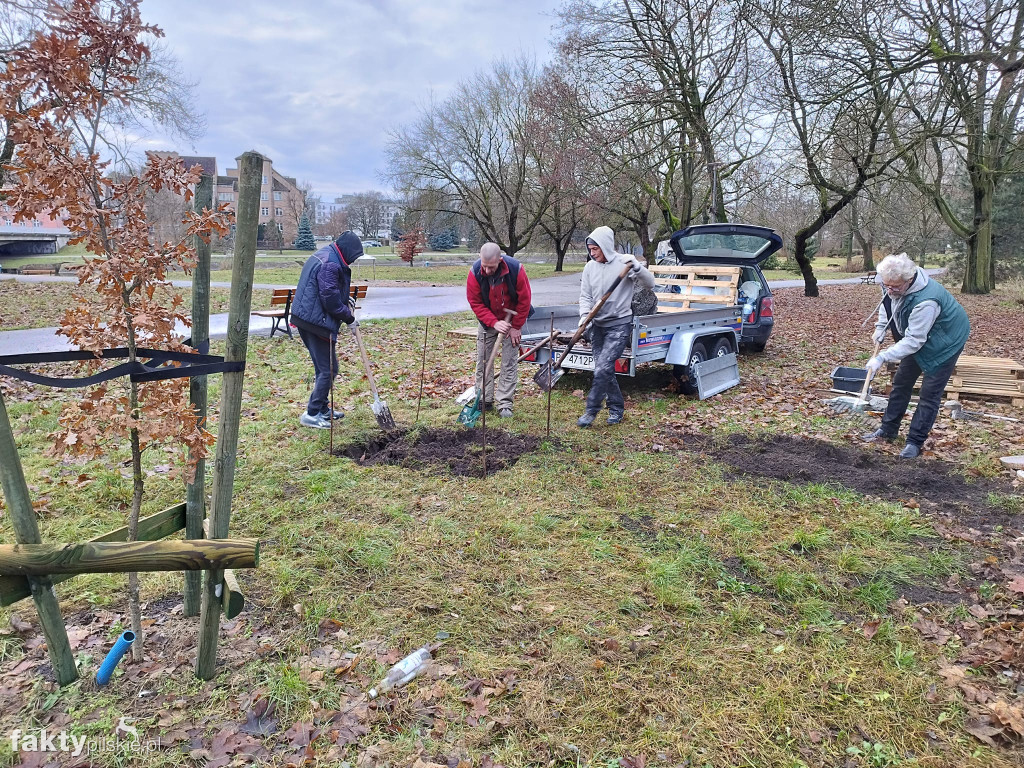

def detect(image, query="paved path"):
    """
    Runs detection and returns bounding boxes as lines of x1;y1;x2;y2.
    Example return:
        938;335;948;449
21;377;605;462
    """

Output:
0;269;942;355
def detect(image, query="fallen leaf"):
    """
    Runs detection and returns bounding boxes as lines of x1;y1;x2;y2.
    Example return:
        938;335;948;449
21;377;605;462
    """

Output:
862;619;881;639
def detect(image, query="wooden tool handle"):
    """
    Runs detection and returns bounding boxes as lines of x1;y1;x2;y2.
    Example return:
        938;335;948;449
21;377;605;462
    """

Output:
857;341;880;401
484;309;516;370
517;330;558;362
353;325;382;401
555;263;633;368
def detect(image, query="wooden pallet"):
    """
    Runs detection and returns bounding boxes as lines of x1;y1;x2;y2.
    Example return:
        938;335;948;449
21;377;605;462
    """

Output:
649;264;740;312
945;355;1024;407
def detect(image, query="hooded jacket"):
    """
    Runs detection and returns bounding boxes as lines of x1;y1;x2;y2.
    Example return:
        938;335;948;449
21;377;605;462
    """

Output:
579;226;655;327
874;267;970;373
291;232;362;337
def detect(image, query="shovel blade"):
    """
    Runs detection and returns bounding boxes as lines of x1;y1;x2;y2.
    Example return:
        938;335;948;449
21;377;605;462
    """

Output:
533;362;565;392
457;391;483;427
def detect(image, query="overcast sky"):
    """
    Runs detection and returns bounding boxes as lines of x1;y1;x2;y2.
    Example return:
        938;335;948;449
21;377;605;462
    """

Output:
137;0;561;202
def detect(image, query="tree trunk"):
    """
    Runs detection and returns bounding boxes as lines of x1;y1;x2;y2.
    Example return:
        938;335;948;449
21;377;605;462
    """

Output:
793;230;819;297
963;173;995;294
861;237;874;272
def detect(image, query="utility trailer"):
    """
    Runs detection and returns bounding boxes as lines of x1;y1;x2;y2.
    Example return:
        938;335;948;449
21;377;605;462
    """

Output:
520;302;745;398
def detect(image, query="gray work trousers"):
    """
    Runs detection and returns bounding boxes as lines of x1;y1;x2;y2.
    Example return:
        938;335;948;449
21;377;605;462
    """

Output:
475;325;519;409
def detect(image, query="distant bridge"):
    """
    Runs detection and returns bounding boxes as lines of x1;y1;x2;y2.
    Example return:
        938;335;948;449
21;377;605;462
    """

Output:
0;227;72;256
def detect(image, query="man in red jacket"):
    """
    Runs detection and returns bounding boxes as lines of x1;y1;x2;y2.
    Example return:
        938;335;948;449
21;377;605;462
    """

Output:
466;242;532;418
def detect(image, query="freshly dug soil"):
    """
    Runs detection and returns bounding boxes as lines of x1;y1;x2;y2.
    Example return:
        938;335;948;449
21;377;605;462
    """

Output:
335;427;543;477
676;432;1022;532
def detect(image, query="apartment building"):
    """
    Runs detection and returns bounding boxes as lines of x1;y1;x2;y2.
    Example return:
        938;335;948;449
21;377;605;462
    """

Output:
148;152;306;245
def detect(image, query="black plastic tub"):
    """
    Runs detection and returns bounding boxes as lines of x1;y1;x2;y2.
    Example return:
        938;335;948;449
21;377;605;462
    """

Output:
831;366;868;394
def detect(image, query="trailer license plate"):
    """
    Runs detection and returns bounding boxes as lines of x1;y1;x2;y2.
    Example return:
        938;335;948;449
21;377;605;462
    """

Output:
562;352;594;370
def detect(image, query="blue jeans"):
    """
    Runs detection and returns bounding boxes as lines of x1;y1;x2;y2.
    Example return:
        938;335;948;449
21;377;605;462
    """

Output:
298;327;337;417
880;348;962;447
585;321;632;416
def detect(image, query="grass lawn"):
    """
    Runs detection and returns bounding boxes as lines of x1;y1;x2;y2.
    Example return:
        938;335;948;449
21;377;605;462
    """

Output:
0;283;1021;767
0;281;242;330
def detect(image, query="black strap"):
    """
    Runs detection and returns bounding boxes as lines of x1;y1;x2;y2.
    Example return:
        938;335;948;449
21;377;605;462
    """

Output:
0;347;244;389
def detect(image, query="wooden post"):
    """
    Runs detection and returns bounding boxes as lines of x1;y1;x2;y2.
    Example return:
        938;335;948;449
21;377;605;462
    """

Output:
0;539;259;575
185;171;214;616
0;392;78;685
1;502;187;606
196;151;261;680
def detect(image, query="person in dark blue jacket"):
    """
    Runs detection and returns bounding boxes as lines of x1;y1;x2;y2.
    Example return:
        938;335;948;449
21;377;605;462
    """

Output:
291;231;362;429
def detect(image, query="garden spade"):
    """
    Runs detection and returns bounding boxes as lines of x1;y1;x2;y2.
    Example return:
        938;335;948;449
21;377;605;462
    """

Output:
534;262;633;392
351;321;396;430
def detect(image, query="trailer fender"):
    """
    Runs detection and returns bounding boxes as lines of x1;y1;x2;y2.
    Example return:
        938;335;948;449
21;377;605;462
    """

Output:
665;329;738;365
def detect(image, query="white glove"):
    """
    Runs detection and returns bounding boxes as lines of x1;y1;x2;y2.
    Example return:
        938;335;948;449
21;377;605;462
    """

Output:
629;257;644;275
872;327;886;344
865;355;883;380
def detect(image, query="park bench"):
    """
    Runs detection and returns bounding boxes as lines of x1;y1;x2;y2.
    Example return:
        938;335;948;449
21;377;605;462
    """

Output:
18;262;63;276
251;288;296;338
251;284;368;339
859;270;877;284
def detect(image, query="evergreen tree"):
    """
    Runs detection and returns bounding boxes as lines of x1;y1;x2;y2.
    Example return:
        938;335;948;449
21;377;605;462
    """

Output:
428;226;459;251
294;213;316;250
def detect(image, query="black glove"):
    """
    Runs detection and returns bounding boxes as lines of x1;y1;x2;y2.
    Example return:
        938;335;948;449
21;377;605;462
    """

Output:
581;325;593;344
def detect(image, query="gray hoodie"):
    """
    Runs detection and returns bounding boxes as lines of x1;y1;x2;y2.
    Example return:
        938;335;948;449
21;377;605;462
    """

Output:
579;226;655;327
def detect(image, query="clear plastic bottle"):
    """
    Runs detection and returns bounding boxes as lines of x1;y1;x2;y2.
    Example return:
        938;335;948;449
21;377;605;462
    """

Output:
368;647;431;699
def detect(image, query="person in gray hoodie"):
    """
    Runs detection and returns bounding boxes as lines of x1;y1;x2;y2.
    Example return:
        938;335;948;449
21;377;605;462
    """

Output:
577;225;655;427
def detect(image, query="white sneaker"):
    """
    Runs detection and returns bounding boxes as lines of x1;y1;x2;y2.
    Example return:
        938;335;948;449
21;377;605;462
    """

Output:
300;412;331;429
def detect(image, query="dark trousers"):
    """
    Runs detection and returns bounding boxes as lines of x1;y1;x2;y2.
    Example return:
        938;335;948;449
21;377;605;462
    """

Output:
880;348;962;447
298;327;337;417
585;321;632;416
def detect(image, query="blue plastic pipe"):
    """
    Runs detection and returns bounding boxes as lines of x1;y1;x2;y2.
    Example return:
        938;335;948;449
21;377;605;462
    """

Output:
95;631;136;685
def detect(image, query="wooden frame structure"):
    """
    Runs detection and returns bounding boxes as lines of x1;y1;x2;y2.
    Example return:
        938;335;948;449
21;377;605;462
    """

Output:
649;264;741;312
0;152;266;685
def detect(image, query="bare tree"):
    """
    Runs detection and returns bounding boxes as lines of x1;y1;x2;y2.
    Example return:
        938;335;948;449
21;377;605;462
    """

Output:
882;0;1024;293
557;0;766;227
285;178;312;236
346;190;387;239
745;0;918;296
386;54;551;257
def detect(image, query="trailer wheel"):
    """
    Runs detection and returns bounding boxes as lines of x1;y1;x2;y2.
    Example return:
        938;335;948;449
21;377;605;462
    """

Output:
672;341;707;396
710;337;733;358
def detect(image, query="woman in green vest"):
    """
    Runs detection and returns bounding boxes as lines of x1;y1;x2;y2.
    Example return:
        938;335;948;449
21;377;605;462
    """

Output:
862;253;970;459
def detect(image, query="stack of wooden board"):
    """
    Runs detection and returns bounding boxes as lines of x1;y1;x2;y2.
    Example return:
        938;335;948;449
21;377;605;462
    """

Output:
945;355;1024;407
649;264;741;312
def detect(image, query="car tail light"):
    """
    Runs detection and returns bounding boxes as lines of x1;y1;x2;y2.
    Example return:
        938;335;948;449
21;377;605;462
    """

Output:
614;359;630;373
522;351;537;362
759;296;773;319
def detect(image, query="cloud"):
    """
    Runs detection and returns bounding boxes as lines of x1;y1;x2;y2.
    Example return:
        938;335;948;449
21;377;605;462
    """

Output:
139;0;559;199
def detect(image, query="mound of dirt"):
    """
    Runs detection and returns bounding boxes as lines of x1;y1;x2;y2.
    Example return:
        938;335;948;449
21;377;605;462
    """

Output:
336;427;543;477
676;432;1022;532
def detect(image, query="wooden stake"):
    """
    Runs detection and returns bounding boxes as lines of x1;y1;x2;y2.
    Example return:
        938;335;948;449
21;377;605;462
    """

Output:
185;171;213;617
547;313;554;438
481;373;487;480
0;392;78;685
196;151;262;680
416;317;429;423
